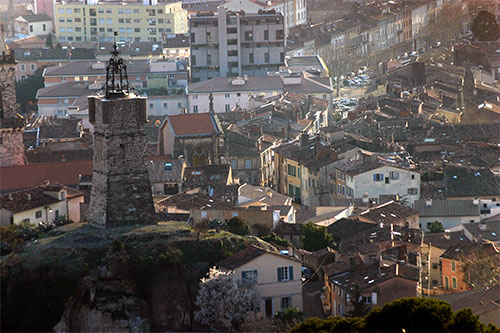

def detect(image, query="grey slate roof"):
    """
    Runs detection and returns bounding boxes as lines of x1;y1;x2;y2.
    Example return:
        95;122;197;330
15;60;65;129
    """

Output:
414;200;480;217
435;284;500;317
17;14;51;22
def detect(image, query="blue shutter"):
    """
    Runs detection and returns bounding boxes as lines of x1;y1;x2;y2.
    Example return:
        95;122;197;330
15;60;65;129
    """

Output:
277;267;282;282
254;270;258;283
242;271;246;280
373;174;377;181
289;266;293;281
380;174;384;180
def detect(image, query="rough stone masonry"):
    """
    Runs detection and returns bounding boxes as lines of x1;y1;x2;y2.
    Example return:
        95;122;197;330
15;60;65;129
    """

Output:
88;94;155;228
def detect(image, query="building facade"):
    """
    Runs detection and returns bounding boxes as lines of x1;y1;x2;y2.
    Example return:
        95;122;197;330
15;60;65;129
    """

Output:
54;0;187;43
189;6;285;82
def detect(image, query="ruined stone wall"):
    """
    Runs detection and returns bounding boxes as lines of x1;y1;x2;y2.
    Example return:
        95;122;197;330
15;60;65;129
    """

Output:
0;64;18;120
0;128;24;166
88;95;155;229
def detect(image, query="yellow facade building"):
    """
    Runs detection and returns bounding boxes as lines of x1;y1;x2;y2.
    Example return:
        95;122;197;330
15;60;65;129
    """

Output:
54;1;187;43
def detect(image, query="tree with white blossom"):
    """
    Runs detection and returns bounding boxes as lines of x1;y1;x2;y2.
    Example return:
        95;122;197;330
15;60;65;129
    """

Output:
194;267;259;329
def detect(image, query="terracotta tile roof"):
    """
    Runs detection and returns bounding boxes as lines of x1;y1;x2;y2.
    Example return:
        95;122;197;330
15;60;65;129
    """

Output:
165;113;221;136
359;201;418;224
0;160;93;193
156;190;235;211
423;231;472;250
441;243;499;260
435;284;500;316
218;245;299;270
0;181;82;213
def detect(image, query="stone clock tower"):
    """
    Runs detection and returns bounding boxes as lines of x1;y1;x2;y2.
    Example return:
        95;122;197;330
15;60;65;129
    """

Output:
88;43;155;228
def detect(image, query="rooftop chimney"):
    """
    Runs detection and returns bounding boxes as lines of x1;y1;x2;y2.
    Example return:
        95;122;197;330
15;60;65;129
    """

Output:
444;230;450;240
426;199;432;207
479;222;487;231
472;198;479;205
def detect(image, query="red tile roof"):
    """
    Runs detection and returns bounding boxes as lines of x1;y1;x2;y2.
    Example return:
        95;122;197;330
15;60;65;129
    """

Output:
0;160;93;193
166;113;219;136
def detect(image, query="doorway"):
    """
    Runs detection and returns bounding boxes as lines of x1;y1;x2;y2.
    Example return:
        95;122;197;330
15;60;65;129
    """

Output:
265;298;273;318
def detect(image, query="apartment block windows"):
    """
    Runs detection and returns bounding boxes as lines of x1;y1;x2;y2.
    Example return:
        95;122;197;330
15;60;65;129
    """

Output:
191;33;195;43
277;266;293;282
287;164;296;176
245;159;252;169
230;159;237;170
245;31;253;41
191;55;196;65
227;27;237;33
225;104;230;112
264;52;269;63
276;29;284;39
207;54;212;65
249;53;254;64
206;31;211;42
264;30;269;40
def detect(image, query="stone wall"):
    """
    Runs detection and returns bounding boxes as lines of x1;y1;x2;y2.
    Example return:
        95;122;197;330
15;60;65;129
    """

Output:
88;95;155;228
0;64;18;120
0;127;24;167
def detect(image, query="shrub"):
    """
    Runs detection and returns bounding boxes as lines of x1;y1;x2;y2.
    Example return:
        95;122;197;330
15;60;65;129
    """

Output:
261;233;291;247
223;217;250;236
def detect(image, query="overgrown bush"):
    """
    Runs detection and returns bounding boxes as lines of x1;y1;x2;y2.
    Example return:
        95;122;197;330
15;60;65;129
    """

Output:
261;233;291;247
252;223;271;237
223;217;250;236
276;307;307;330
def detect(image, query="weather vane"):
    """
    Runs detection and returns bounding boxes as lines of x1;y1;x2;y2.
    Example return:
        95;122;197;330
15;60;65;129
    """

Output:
105;32;130;98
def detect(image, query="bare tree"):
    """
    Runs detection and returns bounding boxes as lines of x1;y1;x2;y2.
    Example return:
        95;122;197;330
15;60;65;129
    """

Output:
421;2;468;47
459;247;500;289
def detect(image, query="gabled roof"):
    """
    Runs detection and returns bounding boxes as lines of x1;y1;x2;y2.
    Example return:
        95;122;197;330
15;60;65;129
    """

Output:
423;231;472;250
444;165;500;198
462;220;500;243
0;182;82;213
414;200;480;217
359;201;418;224
164;113;222;136
218;245;299;270
16;14;52;22
238;183;292;206
156;190;234;211
435;284;500;317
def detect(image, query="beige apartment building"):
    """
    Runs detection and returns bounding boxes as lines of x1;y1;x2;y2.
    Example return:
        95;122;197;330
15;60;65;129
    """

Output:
54;0;188;43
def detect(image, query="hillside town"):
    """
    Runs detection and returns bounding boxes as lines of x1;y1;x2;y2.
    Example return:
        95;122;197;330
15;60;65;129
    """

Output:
0;0;499;331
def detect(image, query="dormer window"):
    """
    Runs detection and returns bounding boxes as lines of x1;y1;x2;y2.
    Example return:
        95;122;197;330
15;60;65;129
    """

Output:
60;190;67;200
164;162;172;171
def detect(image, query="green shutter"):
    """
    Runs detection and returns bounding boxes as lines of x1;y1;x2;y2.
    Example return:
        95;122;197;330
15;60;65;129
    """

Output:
277;267;282;281
289;266;294;280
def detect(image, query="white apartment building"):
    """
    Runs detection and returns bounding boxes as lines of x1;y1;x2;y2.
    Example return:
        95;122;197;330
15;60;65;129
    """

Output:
339;161;421;203
224;0;307;33
189;6;285;82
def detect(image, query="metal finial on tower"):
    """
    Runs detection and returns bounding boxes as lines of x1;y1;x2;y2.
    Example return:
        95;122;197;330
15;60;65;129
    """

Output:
105;32;130;98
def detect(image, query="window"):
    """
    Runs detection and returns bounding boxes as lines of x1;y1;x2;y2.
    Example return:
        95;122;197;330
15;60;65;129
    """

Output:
134;9;140;13
276;29;284;39
245;31;253;41
277;266;293;282
55;210;59;218
281;297;291;310
444;276;449;290
60;27;65;33
191;55;196;66
245;159;252;169
164;162;172;171
373;173;383;181
207;54;212;65
177;102;182;108
389;171;399;180
264;30;269;40
224;93;230;99
206;31;211;42
30;64;36;71
127;28;132;33
107;18;112;24
99;18;104;24
75;27;81;32
249;53;254;64
126;18;131;24
451;260;456;272
227;27;237;33
58;8;64;13
452;277;457;289
201;211;207;218
22;218;30;224
66;8;72;13
193;105;198;113
118;9;124;14
126;9;131;14
75;18;81;23
149;103;154;109
411;174;415;180
225;104;230;112
241;270;258;284
163;103;168;109
134;28;141;33
35;211;42;219
264;52;269;63
118;18;124;23
74;8;81;13
287;164;296;177
230;159;237;170
20;64;26;71
408;188;418;195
